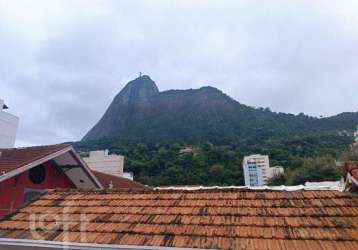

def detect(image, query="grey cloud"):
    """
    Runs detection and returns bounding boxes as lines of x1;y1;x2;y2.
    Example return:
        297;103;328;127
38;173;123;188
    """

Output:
1;0;358;146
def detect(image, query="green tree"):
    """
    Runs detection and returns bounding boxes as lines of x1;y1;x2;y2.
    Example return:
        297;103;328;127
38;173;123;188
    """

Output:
285;156;340;185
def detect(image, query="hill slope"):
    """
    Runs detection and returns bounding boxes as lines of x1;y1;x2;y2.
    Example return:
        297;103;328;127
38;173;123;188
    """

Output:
82;75;358;145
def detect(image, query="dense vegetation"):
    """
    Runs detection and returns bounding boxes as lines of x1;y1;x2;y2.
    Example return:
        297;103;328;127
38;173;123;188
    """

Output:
83;75;358;145
76;132;354;186
79;75;358;186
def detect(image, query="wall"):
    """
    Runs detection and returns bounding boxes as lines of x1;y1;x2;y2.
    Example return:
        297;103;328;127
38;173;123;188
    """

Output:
0;161;75;217
0;99;19;148
83;150;124;177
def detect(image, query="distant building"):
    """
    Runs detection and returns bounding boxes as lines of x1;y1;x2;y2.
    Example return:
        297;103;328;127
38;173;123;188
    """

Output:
83;150;124;177
123;172;134;180
269;165;284;178
0;99;19;148
179;146;194;154
243;154;270;186
243;154;284;186
354;125;358;142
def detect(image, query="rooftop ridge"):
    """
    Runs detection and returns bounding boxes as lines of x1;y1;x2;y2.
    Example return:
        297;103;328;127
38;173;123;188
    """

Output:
42;186;348;195
0;143;71;151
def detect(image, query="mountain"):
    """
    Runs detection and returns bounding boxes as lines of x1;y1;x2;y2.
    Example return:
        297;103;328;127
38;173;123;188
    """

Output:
82;75;358;145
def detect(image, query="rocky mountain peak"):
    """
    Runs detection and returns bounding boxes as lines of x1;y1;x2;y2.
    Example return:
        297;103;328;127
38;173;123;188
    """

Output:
114;75;159;106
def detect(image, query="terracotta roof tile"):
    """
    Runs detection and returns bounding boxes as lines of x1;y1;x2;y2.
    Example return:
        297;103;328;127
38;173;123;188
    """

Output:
0;144;71;174
92;171;150;190
0;189;357;249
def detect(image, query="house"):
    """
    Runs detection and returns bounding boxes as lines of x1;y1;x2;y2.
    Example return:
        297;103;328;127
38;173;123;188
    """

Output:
0;99;19;148
344;161;358;192
83;150;124;177
178;146;194;154
0;188;357;250
0;144;103;217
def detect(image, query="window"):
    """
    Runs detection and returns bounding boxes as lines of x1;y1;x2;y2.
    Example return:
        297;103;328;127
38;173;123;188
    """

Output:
29;165;46;184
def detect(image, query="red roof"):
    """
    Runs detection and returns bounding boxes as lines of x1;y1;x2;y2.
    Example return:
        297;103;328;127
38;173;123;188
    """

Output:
0;189;357;249
0;144;71;174
92;171;149;190
345;162;358;180
345;161;358;193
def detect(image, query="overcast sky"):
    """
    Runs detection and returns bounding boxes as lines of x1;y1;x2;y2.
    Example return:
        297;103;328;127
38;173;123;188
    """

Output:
1;0;358;146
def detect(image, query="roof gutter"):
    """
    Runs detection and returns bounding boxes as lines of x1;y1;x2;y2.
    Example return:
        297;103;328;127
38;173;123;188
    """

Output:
0;238;204;250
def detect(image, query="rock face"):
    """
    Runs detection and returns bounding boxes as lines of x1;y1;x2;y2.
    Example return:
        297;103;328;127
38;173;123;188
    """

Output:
83;75;159;141
82;75;358;144
113;75;159;106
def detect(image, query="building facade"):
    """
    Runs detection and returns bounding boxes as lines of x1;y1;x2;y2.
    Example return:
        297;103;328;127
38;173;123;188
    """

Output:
243;154;270;186
269;165;285;178
243;155;284;186
354;125;358;142
83;150;124;177
0;99;19;148
0;144;103;217
0;161;75;217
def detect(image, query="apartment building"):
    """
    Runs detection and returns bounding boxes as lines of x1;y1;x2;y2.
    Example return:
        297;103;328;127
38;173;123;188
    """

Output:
243;154;284;186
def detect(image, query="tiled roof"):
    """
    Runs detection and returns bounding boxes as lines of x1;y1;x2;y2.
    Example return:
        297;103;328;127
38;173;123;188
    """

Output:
0;189;358;249
344;161;358;192
0;144;71;174
92;171;150;190
346;161;358;181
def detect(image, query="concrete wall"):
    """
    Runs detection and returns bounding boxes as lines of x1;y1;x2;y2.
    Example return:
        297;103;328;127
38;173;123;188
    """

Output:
83;150;124;177
0;161;75;217
0;99;19;148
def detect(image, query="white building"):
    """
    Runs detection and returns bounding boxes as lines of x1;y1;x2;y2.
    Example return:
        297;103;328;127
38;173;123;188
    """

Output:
354;125;358;142
0;99;19;148
83;150;124;177
123;172;134;180
243;154;284;186
269;166;285;178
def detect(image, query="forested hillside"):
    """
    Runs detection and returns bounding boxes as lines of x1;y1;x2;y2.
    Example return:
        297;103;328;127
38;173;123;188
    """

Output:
78;75;358;186
83;75;358;145
76;133;354;186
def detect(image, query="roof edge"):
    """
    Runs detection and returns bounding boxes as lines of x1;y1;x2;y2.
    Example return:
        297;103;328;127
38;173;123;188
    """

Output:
0;238;204;250
67;147;104;189
0;145;103;190
155;184;344;192
0;145;73;183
